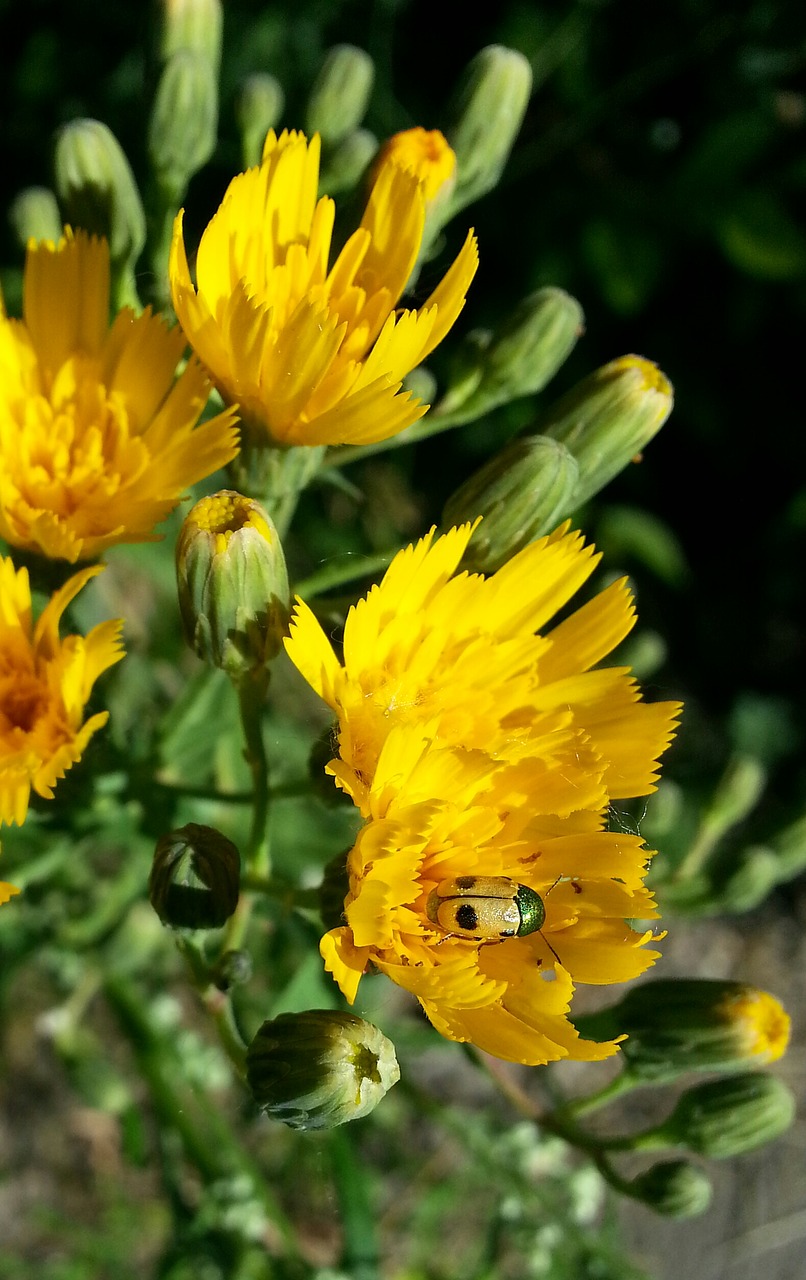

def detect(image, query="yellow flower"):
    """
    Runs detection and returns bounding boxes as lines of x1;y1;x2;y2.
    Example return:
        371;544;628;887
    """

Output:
285;522;680;813
286;522;681;1065
0;229;239;563
373;127;457;203
320;724;663;1065
0;557;124;826
169;128;478;447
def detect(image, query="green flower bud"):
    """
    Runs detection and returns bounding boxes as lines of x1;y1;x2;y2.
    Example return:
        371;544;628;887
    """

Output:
319;128;380;196
718;845;782;913
213;949;253;991
246;1010;400;1130
538;355;673;509
475;288;584;409
176;490;291;680
445;45;532;216
53;119;146;280
156;0;223;70
658;1072;796;1159
306;45;375;148
148;50;218;203
627;1160;712;1219
236;73;285;169
575;979;791;1082
149;823;241;929
442;437;579;573
9;187;62;248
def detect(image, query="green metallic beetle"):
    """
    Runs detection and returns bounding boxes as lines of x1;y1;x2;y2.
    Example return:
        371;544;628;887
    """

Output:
426;874;546;941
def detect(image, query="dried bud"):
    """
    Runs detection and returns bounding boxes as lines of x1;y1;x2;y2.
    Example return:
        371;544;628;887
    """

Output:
442;436;579;572
627;1160;712;1219
246;1010;400;1130
176;490;290;680
149;823;241;930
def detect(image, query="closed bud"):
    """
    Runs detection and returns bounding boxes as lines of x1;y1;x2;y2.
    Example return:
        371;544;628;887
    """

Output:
157;0;223;70
149;823;241;929
538;355;673;509
9;187;62;248
445;45;532;216
176;490;290;680
53;119;146;278
319;129;379;196
236;74;285;169
627;1160;712;1219
148;50;218;202
658;1072;796;1159
575;979;791;1082
306;45;375;148
469;287;585;410
442;437;579;572
246;1010;400;1130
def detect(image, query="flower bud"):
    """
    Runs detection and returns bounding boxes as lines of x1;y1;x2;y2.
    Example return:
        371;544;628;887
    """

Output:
575;979;791;1081
149;823;241;929
445;45;532;216
627;1160;712;1219
374;127;457;206
53;119;146;280
148;50;218;203
246;1010;400;1130
472;287;585;409
538;355;673;509
176;490;290;680
156;0;223;70
9;187;62;249
442;436;579;572
236;73;285;169
658;1072;796;1159
306;45;375;148
319;129;379;196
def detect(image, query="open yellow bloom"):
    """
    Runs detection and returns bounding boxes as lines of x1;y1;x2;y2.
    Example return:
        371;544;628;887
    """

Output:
0;230;239;563
320;725;663;1065
286;522;680;813
169;129;478;447
286;522;680;1064
0;557;124;826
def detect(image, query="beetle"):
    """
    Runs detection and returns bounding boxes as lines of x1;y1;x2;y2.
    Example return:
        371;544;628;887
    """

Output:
426;874;546;941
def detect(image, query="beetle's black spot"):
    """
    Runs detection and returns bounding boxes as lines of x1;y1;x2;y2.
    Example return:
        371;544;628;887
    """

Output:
455;904;479;931
455;876;477;890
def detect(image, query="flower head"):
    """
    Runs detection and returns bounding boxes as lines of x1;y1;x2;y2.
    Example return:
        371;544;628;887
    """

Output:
373;127;457;204
0;229;239;563
286;523;681;1065
169;128;478;447
0;557;124;826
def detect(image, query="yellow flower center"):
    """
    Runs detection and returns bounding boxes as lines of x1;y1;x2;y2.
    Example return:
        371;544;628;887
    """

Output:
611;354;673;398
725;989;791;1063
186;490;274;554
3;354;148;539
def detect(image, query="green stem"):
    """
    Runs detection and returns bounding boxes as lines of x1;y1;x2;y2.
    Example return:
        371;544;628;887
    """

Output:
329;1127;381;1280
238;672;272;878
104;973;297;1254
553;1070;642;1121
323;402;478;470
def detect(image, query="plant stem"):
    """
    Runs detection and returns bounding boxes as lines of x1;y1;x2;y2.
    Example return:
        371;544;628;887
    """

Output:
294;548;398;599
330;1126;381;1280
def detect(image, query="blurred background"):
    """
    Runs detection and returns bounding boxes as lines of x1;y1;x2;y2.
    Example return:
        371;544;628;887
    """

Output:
1;1;804;1276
